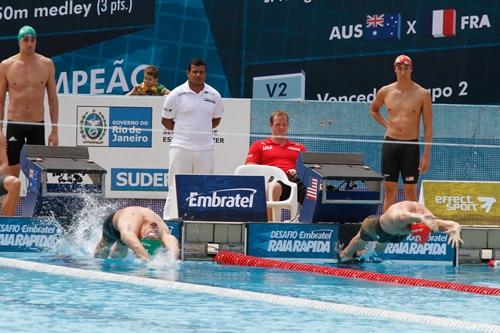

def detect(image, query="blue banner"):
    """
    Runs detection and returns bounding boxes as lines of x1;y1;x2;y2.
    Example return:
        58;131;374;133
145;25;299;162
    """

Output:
0;217;64;252
111;168;168;191
381;232;455;261
176;175;268;222
247;223;339;259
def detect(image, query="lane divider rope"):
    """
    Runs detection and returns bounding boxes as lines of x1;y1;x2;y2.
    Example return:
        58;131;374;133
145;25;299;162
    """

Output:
214;251;500;296
1;256;500;333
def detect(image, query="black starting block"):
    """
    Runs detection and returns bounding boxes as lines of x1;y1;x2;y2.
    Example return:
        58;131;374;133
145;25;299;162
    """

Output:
297;152;384;223
20;145;106;224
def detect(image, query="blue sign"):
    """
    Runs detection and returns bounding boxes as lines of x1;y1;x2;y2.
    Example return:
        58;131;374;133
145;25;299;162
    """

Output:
109;107;152;147
165;220;181;241
247;223;339;259
381;232;455;261
176;175;268;222
111;168;168;191
0;217;64;252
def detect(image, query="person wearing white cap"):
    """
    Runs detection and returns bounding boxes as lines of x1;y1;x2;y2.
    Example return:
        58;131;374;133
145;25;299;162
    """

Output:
369;55;432;212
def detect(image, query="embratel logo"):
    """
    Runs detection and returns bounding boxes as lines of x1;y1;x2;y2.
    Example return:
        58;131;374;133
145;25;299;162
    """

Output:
186;189;256;208
79;110;107;145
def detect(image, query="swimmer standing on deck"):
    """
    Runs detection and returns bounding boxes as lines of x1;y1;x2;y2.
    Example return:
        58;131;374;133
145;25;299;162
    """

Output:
0;25;59;177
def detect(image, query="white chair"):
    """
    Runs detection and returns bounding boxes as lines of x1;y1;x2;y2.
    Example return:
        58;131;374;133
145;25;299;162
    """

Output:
234;164;299;223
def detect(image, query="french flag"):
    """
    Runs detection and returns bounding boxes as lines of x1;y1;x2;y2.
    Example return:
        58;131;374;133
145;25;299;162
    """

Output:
431;9;456;37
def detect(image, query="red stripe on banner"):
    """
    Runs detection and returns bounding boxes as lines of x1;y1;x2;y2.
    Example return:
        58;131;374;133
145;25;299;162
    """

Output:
214;251;500;297
442;9;456;37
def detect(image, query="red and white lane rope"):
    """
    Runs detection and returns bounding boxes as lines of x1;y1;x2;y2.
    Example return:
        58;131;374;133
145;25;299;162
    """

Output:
214;251;500;297
1;256;500;333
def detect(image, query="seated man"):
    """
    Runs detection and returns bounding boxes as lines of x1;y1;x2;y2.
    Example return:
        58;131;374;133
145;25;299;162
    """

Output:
245;110;306;220
0;146;20;216
339;200;463;263
94;206;179;262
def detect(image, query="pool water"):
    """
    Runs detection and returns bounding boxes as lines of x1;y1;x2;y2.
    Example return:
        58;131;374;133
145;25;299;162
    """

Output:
1;251;499;333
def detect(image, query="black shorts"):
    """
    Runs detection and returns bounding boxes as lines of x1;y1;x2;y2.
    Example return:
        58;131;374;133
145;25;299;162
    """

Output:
0;175;7;196
101;212;121;242
277;175;306;204
6;121;45;166
359;215;408;243
381;136;420;184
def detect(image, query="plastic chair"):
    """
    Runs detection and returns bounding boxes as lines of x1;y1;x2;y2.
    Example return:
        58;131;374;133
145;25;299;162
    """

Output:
234;164;299;222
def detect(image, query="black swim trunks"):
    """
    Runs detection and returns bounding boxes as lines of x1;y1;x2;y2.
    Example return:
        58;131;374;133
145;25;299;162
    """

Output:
101;212;120;242
360;215;408;243
6;121;45;166
381;136;419;184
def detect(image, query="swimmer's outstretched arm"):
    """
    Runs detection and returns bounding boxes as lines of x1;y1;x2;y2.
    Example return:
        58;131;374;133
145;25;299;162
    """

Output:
120;231;150;261
162;234;180;259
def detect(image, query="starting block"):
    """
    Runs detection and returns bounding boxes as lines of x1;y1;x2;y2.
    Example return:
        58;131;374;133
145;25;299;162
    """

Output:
20;145;106;225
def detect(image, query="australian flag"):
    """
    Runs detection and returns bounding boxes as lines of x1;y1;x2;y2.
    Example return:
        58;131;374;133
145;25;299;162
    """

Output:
365;13;401;40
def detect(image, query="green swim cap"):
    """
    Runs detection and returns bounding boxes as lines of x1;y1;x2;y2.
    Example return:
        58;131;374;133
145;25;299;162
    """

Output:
18;25;37;43
141;238;163;256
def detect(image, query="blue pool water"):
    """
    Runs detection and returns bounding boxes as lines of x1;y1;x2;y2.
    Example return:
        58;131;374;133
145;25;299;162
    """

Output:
1;251;499;333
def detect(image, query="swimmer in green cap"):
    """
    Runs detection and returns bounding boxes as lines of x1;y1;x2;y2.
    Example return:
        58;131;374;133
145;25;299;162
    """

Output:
94;206;180;262
17;25;37;44
0;25;59;177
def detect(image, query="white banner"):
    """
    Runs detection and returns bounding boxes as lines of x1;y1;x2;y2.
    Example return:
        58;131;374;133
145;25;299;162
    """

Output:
19;95;251;199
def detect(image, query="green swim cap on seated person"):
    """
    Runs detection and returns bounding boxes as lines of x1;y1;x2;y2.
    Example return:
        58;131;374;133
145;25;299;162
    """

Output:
18;25;37;43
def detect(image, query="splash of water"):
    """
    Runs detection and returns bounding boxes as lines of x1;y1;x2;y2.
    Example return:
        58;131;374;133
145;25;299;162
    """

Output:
50;195;180;273
52;194;121;258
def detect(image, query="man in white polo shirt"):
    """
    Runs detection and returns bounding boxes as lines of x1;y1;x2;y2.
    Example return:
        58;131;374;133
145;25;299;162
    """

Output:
161;58;224;220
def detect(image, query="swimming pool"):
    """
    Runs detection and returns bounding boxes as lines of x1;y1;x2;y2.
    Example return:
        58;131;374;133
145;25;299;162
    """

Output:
1;251;499;333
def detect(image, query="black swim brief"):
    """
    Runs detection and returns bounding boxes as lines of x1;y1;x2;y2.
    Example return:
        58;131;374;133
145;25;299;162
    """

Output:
101;212;120;242
381;136;419;184
360;215;408;243
6;121;45;166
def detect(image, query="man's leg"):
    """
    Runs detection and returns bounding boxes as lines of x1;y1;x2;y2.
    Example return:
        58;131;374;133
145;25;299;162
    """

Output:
110;241;129;258
339;231;368;260
94;237;114;258
1;176;20;216
383;181;398;212
7;165;21;178
403;183;417;202
163;147;194;220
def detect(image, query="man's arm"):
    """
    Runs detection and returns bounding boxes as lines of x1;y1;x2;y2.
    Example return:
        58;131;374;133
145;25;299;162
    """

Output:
419;89;433;174
435;218;462;248
115;217;150;261
120;230;150;261
161;118;175;130
212;117;221;128
369;86;388;129
0;62;7;147
161;233;179;259
46;59;59;146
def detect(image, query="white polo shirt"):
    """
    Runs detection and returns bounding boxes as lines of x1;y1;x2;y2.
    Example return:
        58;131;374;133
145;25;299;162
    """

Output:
161;81;224;151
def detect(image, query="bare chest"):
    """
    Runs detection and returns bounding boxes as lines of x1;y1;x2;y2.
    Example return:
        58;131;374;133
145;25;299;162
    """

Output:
6;62;48;91
385;91;423;118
